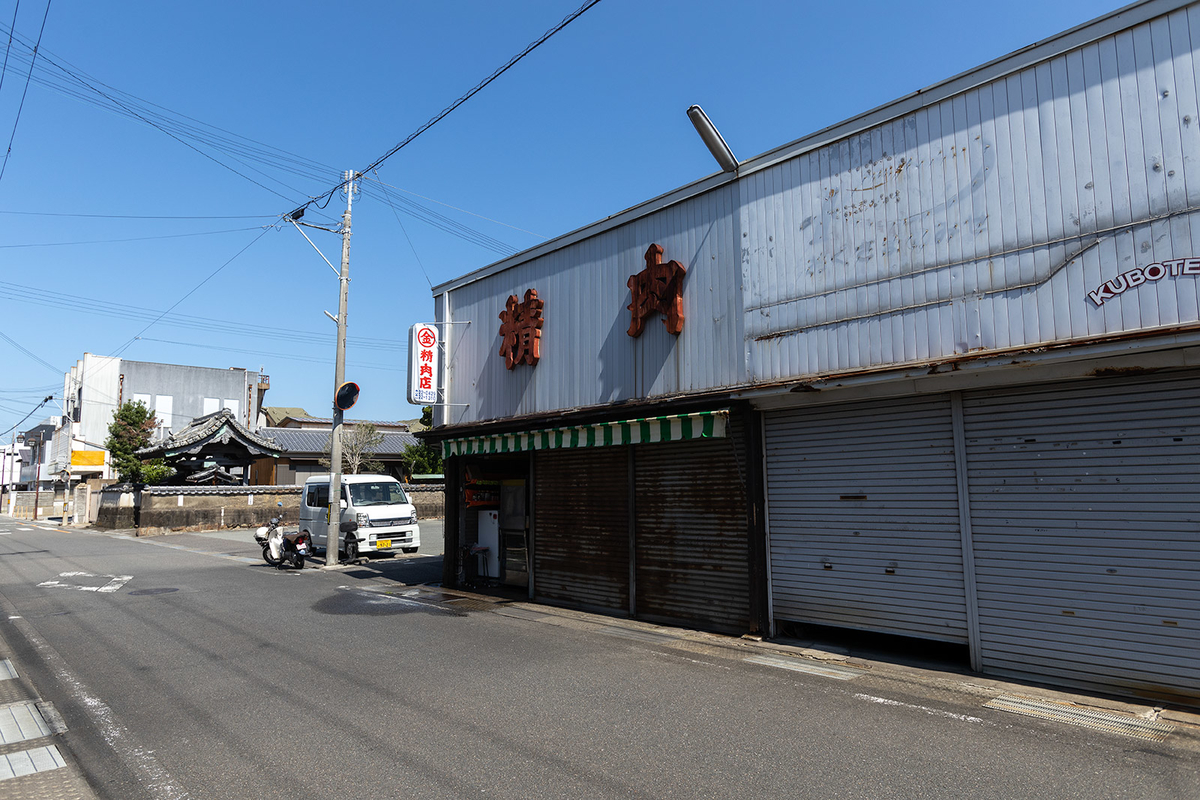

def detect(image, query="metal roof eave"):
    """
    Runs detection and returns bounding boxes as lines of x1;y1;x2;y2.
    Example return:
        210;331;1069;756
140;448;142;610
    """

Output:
431;0;1179;297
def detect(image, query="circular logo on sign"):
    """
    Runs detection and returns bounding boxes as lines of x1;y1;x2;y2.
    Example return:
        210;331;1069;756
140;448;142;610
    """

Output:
417;328;436;348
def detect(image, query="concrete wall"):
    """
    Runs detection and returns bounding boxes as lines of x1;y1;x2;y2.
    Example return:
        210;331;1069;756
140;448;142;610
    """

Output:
121;360;260;435
10;490;65;520
95;487;138;530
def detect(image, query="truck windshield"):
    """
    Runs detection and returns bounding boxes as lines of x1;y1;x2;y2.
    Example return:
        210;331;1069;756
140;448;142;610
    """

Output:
346;481;409;507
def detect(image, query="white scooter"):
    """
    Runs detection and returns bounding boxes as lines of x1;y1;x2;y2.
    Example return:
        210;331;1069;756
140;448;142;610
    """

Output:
254;502;311;569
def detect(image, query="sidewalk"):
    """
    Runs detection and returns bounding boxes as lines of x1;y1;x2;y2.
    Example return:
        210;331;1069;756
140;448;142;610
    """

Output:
413;583;1200;748
0;617;102;800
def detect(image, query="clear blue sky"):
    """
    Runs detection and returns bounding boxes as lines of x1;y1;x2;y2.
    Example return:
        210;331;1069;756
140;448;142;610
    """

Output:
0;0;1129;434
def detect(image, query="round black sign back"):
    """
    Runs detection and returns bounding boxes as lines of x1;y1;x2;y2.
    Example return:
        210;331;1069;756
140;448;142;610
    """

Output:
335;381;360;411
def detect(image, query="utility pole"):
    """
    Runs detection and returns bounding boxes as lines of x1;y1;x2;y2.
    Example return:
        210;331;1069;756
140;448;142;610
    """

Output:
326;171;355;567
31;435;41;521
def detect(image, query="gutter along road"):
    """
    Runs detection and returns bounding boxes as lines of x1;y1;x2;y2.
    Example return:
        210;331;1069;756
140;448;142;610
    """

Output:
0;515;1195;799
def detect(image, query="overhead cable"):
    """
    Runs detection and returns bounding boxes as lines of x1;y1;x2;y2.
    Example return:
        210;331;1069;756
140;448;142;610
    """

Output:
295;0;604;216
0;0;51;186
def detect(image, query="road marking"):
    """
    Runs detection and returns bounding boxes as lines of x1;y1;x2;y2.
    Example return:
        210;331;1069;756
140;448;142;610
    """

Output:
0;592;189;799
0;745;67;780
17;528;33;531
38;572;133;593
854;693;987;724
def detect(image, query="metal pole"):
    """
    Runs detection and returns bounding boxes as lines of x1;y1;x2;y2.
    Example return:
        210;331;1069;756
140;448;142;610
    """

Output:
326;171;354;567
32;436;41;521
0;430;9;514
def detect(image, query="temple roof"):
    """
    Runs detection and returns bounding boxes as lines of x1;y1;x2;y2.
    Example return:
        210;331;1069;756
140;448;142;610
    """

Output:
136;409;281;460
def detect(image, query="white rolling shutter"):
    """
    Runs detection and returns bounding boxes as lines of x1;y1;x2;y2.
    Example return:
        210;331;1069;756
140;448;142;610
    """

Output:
765;395;969;643
962;372;1200;706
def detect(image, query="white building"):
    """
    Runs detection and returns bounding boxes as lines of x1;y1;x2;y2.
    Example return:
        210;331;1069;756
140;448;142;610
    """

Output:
51;354;268;482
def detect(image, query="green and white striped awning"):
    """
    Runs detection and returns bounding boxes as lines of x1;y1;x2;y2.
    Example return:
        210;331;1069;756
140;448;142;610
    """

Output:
442;410;728;458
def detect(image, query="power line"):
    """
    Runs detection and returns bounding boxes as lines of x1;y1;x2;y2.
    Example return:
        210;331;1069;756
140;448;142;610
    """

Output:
0;278;407;351
363;174;549;240
0;209;276;220
0;0;51;186
134;337;404;373
0;394;54;438
0;1;20;97
0;225;268;248
295;0;604;217
0;329;59;374
371;168;433;290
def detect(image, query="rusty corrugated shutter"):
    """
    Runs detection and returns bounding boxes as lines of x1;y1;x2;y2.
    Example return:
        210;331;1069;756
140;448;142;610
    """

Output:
533;447;629;614
634;438;751;634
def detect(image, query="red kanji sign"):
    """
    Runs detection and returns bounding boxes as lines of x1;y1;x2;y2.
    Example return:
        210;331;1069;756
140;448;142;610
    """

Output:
498;288;544;369
627;243;686;337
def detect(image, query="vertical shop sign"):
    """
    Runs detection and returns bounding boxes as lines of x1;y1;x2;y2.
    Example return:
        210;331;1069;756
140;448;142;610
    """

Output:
408;323;440;404
627;243;686;337
498;289;544;369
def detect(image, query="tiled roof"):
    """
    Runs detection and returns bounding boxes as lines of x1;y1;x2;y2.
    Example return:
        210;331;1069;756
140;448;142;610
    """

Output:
279;416;409;429
137;409;281;459
259;427;419;457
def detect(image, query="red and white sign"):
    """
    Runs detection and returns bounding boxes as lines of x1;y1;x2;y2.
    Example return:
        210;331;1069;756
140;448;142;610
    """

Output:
408;323;440;405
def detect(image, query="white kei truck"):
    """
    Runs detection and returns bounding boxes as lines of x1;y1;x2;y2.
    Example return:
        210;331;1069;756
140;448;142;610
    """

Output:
298;474;421;559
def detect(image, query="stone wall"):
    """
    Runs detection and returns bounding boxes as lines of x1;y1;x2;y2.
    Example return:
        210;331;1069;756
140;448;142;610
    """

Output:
94;486;138;530
403;483;444;519
135;486;302;536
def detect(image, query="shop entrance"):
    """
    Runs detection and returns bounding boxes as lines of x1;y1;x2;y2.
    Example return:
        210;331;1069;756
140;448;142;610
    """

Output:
458;455;530;589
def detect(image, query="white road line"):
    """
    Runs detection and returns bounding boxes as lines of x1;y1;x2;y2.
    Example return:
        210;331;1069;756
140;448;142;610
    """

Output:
38;573;133;593
854;693;987;724
0;594;190;799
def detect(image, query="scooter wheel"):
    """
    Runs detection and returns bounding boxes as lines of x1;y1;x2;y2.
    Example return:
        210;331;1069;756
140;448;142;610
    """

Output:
293;556;305;569
262;546;282;567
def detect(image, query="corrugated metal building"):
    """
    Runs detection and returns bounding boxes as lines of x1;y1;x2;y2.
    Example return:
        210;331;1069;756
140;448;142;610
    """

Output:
428;0;1200;706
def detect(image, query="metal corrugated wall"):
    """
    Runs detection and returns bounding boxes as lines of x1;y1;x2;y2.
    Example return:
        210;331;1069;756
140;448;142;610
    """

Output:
442;183;744;426
633;439;750;634
765;396;970;642
962;372;1200;705
742;5;1200;383
533;448;630;614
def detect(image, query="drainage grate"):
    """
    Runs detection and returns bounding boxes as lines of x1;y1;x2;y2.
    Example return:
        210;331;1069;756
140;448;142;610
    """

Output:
983;695;1175;741
745;654;864;680
0;660;15;682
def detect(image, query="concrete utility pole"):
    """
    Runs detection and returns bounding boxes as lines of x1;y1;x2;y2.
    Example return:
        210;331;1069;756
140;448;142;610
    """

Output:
326;171;355;567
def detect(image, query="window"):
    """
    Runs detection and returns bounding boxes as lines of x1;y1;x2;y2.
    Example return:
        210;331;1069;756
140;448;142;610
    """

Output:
347;481;408;506
306;485;329;508
203;398;220;416
155;395;173;432
223;399;239;421
132;393;151;409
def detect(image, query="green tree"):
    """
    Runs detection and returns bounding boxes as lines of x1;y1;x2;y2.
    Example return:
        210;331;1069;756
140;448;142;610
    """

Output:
104;401;174;484
400;406;442;479
320;422;385;474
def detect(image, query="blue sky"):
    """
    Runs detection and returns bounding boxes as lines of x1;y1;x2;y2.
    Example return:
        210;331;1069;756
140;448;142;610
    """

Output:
0;0;1129;434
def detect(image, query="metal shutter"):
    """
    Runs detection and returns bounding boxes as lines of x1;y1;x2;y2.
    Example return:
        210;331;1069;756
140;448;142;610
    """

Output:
633;438;750;634
533;448;629;614
962;372;1200;706
765;396;969;642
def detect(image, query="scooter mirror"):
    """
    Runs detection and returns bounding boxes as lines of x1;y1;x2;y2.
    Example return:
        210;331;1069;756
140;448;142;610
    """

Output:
277;501;283;507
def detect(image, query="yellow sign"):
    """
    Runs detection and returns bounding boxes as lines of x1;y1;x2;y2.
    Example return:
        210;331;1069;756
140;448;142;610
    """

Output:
71;451;105;467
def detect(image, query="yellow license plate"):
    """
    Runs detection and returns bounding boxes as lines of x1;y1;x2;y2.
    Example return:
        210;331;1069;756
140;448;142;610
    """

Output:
376;539;391;549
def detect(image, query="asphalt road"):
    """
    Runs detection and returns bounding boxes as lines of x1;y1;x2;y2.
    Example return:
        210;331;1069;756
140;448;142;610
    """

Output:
0;515;1196;800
